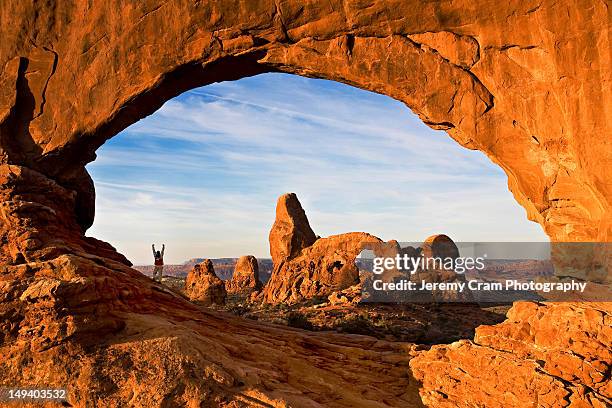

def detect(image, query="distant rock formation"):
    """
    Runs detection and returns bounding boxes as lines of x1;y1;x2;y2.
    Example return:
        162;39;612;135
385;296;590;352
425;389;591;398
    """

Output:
134;258;274;282
421;234;459;261
264;193;383;303
225;255;263;295
264;232;384;304
328;283;362;305
411;234;473;302
269;193;317;266
185;260;227;306
355;234;474;303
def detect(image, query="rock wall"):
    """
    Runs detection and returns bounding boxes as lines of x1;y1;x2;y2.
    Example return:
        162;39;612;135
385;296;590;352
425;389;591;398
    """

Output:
0;1;610;407
0;0;609;243
410;302;611;407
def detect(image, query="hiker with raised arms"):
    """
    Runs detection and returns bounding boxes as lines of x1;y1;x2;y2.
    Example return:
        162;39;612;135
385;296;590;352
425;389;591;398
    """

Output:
152;244;165;282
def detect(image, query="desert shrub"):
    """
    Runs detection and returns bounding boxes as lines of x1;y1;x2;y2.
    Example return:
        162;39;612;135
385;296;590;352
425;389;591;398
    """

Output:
227;304;249;316
336;314;376;336
276;303;290;312
286;311;314;330
310;296;328;305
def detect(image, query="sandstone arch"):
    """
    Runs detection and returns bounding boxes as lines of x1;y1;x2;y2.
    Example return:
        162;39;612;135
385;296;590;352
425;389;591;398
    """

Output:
1;1;609;247
0;1;610;407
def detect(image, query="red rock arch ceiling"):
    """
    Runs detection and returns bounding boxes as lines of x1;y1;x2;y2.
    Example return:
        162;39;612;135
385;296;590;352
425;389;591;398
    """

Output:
1;0;609;246
0;1;609;407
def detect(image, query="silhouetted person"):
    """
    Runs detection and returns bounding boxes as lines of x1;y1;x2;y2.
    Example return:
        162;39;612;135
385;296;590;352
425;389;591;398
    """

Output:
152;244;165;282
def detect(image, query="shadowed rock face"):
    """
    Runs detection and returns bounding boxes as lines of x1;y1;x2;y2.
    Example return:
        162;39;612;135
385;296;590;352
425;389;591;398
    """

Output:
421;234;459;261
225;255;262;295
185;260;227;306
0;1;610;406
413;234;471;302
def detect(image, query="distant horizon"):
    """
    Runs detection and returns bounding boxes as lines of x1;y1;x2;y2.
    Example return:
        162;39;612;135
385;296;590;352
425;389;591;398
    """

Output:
132;244;555;266
87;73;547;265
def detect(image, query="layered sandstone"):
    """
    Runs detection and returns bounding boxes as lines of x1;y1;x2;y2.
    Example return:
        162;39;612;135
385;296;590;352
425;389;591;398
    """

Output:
225;255;262;295
1;251;424;407
185;260;227;306
0;1;610;407
410;301;612;407
1;1;609;243
269;193;317;266
264;231;384;304
264;193;384;303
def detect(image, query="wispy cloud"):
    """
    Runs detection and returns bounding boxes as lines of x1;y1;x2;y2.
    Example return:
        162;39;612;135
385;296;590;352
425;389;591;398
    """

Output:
87;73;546;264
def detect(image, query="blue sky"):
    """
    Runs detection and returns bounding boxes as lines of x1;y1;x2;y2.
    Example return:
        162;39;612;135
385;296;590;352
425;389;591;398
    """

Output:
86;73;547;264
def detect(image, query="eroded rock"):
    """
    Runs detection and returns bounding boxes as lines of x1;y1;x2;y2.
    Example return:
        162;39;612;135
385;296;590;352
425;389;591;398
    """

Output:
0;1;610;406
264;231;383;304
269;193;317;266
0;254;424;408
225;255;262;295
410;301;612;407
328;283;362;305
421;234;460;261
264;193;384;303
185;260;227;306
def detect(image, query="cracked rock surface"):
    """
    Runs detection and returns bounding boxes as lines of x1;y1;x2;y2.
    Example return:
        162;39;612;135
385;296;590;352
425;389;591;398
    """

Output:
1;0;609;243
410;301;611;407
0;1;610;407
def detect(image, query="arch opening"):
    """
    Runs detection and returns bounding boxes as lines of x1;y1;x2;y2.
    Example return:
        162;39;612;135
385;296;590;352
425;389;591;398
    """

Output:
1;3;608;406
86;72;547;265
80;72;551;343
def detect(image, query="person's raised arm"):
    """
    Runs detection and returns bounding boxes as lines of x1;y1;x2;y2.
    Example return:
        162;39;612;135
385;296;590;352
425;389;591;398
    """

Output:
161;244;165;257
152;244;156;257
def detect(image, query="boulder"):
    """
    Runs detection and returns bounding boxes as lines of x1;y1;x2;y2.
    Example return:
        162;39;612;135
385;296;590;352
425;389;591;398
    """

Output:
225;255;262;295
328;283;363;305
185;260;227;306
412;234;473;302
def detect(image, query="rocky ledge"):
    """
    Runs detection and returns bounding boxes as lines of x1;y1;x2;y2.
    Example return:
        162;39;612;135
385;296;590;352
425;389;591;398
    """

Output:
410;301;611;407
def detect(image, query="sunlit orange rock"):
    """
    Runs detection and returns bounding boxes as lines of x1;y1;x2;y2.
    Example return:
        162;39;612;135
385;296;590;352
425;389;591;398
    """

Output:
0;1;610;406
1;1;608;243
264;193;383;303
410;301;612;407
269;193;317;266
264;231;383;304
225;255;262;295
185;259;227;306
